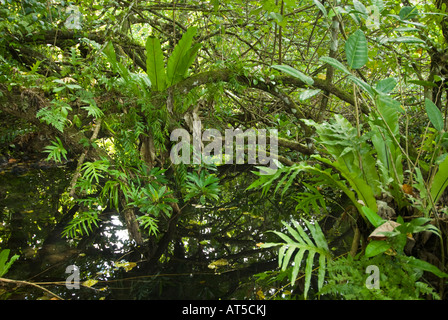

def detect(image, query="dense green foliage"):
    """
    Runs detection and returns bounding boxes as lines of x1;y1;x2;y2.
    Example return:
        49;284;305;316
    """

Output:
1;0;448;300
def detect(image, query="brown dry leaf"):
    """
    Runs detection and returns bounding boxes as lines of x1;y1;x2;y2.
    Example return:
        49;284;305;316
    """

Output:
368;220;401;240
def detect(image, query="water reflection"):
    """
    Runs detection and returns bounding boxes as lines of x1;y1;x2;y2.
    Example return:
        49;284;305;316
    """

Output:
0;162;136;299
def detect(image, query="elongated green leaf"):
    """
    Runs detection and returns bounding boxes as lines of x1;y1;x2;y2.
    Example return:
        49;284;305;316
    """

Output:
291;220;314;246
386;36;425;44
345;29;368;69
290;248;306;286
300;159;364;214
282;246;296;271
145;36;166;91
430;155;448;204
304;251;316;299
362;206;385;228
349;75;376;97
317;254;326;291
365;240;391;257
278;245;287;268
408;80;438;88
304;219;329;251
312;0;327;16
259;242;281;248
316;155;378;212
271;230;295;245
103;41;130;82
299;89;321;101
271;64;314;85
0;249;19;277
103;41;117;69
425;98;444;132
319;56;351;75
166;27;198;87
282;221;304;244
177;43;201;79
0;249;10;276
393;27;420;32
104;41;130;81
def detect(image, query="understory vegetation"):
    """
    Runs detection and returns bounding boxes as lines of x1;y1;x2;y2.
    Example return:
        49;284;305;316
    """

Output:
1;0;448;300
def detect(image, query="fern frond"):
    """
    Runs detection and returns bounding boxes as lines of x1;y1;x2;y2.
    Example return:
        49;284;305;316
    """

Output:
261;218;331;299
166;27;198;87
43;137;68;163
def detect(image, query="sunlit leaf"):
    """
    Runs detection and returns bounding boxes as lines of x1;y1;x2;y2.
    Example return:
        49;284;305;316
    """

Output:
82;279;98;287
114;261;137;272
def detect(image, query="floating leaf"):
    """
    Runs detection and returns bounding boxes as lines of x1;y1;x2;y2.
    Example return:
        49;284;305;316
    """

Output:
114;261;138;272
208;258;228;269
82;279;98;287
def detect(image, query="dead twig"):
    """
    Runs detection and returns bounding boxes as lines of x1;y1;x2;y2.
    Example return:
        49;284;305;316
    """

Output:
0;277;64;300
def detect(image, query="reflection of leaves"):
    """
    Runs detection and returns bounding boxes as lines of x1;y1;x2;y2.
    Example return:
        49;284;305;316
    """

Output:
207;258;228;269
